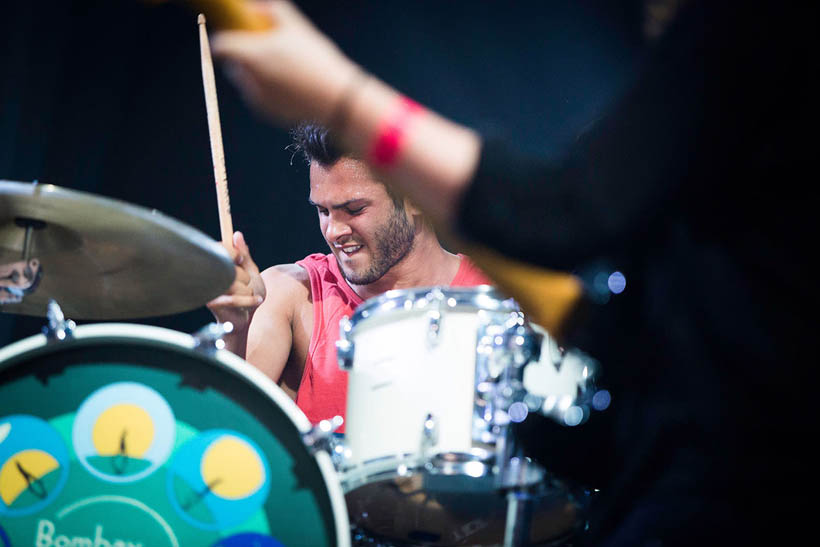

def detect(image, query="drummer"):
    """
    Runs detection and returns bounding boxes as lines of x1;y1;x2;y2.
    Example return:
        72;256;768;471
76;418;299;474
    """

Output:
207;123;490;430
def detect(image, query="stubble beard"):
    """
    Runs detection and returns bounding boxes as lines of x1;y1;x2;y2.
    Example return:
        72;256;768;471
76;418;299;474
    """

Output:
338;208;416;286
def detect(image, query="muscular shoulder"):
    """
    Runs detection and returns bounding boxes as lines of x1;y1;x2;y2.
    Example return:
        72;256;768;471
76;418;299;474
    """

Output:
246;263;311;349
260;264;311;309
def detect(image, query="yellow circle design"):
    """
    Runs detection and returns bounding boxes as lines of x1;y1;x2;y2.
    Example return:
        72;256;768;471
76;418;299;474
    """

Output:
200;436;264;500
0;449;59;505
92;403;154;458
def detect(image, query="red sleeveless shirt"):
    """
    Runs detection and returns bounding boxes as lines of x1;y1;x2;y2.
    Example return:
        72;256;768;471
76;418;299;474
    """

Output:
294;253;491;430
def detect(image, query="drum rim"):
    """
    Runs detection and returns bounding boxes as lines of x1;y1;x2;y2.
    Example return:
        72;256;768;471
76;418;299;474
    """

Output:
0;322;351;547
339;451;499;493
347;284;517;326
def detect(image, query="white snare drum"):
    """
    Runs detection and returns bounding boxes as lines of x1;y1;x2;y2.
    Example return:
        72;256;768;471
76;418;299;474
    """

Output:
336;286;537;468
334;286;589;546
0;322;349;547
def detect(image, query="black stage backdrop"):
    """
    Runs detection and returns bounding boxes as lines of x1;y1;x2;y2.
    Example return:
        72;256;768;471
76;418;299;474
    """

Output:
0;0;642;344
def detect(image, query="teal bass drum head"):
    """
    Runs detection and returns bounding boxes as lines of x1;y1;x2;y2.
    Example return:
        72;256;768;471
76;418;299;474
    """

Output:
0;323;349;547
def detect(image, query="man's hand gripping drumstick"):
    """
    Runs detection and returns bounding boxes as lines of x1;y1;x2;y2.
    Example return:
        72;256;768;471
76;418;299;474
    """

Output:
199;13;266;356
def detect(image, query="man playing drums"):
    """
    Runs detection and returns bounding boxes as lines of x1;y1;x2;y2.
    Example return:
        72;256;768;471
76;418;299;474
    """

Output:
207;124;489;429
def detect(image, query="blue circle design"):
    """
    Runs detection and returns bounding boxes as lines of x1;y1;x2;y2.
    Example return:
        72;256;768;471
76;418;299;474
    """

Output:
0;415;70;517
211;533;285;547
167;429;271;531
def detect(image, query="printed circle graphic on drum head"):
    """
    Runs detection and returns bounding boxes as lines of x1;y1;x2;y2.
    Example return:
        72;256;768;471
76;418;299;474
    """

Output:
72;382;175;482
0;323;349;547
167;430;270;530
0;415;70;517
201;434;266;500
212;532;286;546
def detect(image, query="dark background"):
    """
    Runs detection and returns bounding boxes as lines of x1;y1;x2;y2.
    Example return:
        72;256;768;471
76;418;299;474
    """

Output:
1;0;643;345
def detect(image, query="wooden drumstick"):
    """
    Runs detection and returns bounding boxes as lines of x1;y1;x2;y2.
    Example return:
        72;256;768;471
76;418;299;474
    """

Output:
198;13;234;248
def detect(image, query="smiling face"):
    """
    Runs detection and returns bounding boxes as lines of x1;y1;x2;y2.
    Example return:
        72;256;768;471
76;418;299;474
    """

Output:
309;158;416;286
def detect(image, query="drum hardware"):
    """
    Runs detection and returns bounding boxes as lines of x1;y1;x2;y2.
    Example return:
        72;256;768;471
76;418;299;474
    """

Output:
503;488;535;547
15;216;46;270
473;312;540;453
496;455;545;491
427;450;493;478
420;413;439;459
426;308;442;348
191;321;234;354
0;180;234;319
425;287;446;348
42;299;75;342
303;416;349;472
303;415;345;455
495;454;547;547
336;316;354;370
522;323;604;427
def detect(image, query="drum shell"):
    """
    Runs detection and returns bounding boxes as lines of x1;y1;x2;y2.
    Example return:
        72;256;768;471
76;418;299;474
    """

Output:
344;308;487;463
340;286;525;466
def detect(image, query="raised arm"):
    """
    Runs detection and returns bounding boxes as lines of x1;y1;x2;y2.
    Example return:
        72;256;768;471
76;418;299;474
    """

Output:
245;264;310;398
206;230;266;358
207;231;307;395
210;0;480;228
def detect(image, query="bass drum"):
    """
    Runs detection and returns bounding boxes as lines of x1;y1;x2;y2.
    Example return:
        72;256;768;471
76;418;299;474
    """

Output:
0;323;349;547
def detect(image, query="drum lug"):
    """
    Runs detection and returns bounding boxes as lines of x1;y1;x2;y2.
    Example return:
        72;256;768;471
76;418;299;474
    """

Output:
426;309;442;347
473;314;541;444
192;321;234;354
336;316;354;370
42;299;75;342
302;415;345;455
425;287;446;348
420;413;439;456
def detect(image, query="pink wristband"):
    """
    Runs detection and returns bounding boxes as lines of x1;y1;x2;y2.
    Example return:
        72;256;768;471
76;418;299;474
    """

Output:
368;96;423;168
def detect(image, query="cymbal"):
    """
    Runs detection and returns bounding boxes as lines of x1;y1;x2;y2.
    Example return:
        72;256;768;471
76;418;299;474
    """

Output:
0;180;235;320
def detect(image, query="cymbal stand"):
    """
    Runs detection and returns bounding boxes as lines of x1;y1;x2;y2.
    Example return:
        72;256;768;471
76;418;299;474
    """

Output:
480;311;543;547
505;487;535;547
496;425;541;547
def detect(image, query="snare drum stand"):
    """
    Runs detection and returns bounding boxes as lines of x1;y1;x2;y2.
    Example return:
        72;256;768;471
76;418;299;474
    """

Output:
496;426;543;547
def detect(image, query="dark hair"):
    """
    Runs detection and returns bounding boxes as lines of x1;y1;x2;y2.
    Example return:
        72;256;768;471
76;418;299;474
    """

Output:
289;122;343;166
289;122;406;210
